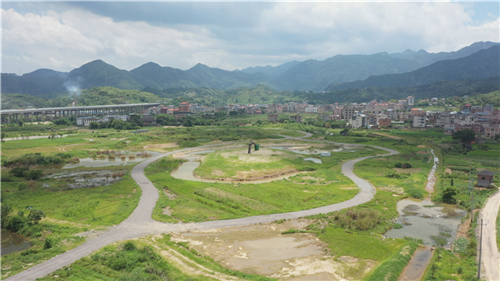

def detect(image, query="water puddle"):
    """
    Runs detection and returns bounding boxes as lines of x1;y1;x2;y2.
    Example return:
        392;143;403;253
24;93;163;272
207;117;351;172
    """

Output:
1;229;31;255
63;151;160;168
240;237;322;261
304;158;322;164
46;170;127;189
385;199;466;248
400;248;433;281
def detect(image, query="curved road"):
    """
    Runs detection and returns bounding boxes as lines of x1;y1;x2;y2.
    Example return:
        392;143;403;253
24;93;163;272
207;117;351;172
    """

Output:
6;132;399;281
480;190;500;281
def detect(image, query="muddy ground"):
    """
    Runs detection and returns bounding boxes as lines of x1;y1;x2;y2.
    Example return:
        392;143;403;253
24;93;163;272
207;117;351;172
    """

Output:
171;219;375;280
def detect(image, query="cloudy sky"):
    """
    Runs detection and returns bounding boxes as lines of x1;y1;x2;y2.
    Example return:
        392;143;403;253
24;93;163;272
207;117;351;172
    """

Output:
2;1;499;74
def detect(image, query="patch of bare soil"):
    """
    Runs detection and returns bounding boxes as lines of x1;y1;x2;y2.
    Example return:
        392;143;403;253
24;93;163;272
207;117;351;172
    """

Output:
417;150;429;154
221;148;286;163
163;188;177;199
417;145;426;148
163;206;172;216
456;210;478;239
212;170;226;176
148;239;239;281
377;186;404;194
445;168;452;174
373;133;402;140
143;143;179;150
393;168;421;173
174;220;374;280
198;168;299;182
43;217;91;228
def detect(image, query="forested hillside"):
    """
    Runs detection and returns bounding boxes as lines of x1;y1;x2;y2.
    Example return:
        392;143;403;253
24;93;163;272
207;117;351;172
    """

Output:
2;42;497;98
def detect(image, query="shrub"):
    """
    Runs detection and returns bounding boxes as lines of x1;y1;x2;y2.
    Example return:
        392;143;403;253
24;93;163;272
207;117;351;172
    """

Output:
123;241;137;252
10;167;29;177
7;215;29;232
25;170;43;180
334;208;381;231
28;209;46;224
18;182;27;191
44;238;53;250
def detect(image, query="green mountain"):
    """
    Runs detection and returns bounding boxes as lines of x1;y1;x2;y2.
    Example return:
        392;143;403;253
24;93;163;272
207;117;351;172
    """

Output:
308;76;500;104
67;59;142;90
271;41;499;91
325;45;500;91
239;60;301;77
1;42;498;98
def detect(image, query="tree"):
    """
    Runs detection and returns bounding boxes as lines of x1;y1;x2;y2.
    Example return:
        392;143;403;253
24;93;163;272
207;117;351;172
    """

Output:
1;203;12;228
28;209;46;224
451;129;475;145
1;131;7;142
442;185;458;204
89;122;100;129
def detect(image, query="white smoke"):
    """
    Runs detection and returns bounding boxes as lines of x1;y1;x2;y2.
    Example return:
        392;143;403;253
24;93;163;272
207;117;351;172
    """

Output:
63;76;84;96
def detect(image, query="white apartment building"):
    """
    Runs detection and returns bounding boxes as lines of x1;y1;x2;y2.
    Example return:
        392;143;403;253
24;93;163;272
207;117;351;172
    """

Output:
412;115;426;128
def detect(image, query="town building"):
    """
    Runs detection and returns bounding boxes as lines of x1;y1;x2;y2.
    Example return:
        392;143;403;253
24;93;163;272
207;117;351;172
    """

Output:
267;114;279;123
477;170;494;187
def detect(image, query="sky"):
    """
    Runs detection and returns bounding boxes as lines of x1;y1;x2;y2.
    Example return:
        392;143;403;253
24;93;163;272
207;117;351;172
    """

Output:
2;1;499;75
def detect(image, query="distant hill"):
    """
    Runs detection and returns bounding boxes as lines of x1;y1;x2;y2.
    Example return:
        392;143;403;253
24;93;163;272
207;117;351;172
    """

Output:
239;60;301;77
258;41;500;91
1;41;498;98
325;45;500;91
309;76;500;104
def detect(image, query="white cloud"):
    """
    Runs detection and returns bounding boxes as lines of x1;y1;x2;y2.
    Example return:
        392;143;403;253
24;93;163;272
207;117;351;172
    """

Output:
1;2;499;74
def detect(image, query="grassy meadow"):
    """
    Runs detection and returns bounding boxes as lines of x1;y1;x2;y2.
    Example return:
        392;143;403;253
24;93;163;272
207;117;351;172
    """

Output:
146;143;385;222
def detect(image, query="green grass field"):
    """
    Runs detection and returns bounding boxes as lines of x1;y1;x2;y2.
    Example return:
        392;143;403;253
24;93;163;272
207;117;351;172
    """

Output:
146;143;385;222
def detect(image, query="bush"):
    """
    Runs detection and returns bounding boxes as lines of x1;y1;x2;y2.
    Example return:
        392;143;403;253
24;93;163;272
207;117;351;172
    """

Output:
386;171;410;179
18;182;27;191
10;167;29;177
7;215;29;233
334;208;381;231
123;241;137;251
25;169;43;180
28;209;46;224
44;238;53;249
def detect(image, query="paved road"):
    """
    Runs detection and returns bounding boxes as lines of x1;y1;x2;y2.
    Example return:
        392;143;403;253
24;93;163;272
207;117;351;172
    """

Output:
6;132;398;281
479;190;500;281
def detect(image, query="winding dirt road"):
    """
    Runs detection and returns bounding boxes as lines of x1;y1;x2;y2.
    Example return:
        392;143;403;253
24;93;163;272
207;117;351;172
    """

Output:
480;190;500;281
6;132;399;281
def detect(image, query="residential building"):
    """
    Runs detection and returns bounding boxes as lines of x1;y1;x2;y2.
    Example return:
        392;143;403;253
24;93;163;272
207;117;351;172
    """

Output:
413;115;426;128
267;114;279;123
379;118;392;127
179;102;191;113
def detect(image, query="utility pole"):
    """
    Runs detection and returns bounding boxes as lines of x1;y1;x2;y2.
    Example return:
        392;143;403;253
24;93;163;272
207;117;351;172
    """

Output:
477;218;486;279
469;160;474;224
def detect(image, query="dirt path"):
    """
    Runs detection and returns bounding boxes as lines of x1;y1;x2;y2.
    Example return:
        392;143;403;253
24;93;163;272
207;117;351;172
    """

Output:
479;190;500;281
424;149;439;194
372;133;402;140
5;133;398;281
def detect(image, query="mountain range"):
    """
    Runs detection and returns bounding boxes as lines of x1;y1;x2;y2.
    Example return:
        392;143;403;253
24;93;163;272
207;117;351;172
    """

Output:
1;41;498;98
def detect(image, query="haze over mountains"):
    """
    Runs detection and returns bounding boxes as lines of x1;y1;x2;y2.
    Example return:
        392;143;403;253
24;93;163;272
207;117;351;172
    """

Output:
1;41;499;99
